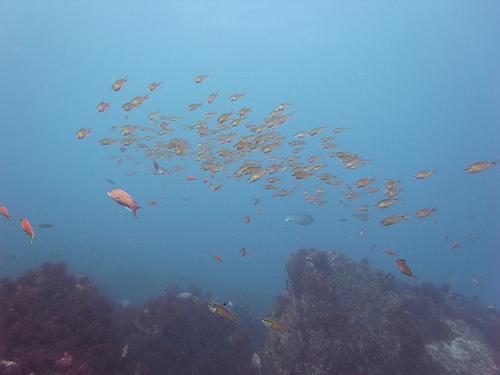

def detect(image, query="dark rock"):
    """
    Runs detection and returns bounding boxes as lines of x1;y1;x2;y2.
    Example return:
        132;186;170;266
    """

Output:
261;249;500;375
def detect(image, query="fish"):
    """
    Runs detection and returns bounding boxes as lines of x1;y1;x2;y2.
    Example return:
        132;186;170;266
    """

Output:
206;92;218;103
194;74;209;83
228;93;245;102
253;198;260;205
20;219;34;244
208;302;238;323
186;176;197;180
415;207;438;219
395;259;417;281
413;169;437;179
449;241;461;250
0;206;12;221
111;77;127;91
262;318;291;332
354;178;375;188
383;249;397;255
107;189;142;219
472;278;481;285
244;215;250;224
149;200;157;206
214;254;223;262
380;215;409;226
374;198;401;209
464;160;498;174
285;213;314;226
37;223;55;228
98;138;118;145
105;179;115;184
240;247;246;257
96;102;110;112
75;128;91;139
148;82;160;91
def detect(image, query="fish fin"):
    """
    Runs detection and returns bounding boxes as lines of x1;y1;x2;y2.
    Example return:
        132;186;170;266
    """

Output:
131;205;143;219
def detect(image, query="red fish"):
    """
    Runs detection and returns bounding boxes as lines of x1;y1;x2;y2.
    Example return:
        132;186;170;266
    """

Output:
186;175;197;180
244;215;250;224
108;189;142;219
383;249;397;255
257;208;261;216
20;219;34;244
210;183;222;192
149;200;157;206
0;206;12;221
214;254;223;262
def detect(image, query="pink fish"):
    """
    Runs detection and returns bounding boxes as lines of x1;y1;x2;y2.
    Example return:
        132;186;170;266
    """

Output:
108;189;142;219
449;241;461;250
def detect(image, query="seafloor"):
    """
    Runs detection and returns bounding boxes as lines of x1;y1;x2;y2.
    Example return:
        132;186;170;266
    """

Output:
0;249;498;375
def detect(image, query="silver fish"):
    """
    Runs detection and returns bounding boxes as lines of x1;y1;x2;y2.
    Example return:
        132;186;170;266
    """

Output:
285;213;314;226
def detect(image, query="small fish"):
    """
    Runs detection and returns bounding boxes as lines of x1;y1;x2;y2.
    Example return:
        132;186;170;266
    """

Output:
359;229;365;236
244;215;250;224
98;138;118;145
75;128;91;139
240;247;246;257
20;219;34;244
194;74;209;83
206;91;218;103
380;215;409;226
228;93;245;102
0;206;13;221
449;241;461;250
395;259;417;281
148;82;160;91
262;318;291;332
354;178;375;188
383;249;397;255
415;207;438;219
464;160;498;174
105;179;115;185
285;213;314;226
384;272;395;280
208;302;238;323
472;278;481;285
96;102;110;112
111;77;127;91
214;254;223;262
107;189;142;219
413;169;437;179
253;198;260;206
186;176;197;181
369;244;375;251
149;200;157;206
37;223;55;228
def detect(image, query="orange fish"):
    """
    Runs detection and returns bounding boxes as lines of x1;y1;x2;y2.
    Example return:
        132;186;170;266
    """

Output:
149;200;157;206
0;206;13;221
203;178;209;183
111;77;127;91
186;175;197;181
75;128;91;139
107;189;142;219
214;254;223;262
449;241;461;250
244;215;250;224
383;249;397;255
257;208;261;216
210;183;222;192
20;219;34;244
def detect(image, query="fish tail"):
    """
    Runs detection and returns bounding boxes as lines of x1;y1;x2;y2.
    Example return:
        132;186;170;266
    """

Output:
131;204;143;219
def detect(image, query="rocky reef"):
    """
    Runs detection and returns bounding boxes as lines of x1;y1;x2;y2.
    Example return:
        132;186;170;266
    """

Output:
260;249;500;375
0;262;261;375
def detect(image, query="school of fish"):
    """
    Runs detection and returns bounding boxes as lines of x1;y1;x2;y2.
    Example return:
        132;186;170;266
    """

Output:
1;73;496;325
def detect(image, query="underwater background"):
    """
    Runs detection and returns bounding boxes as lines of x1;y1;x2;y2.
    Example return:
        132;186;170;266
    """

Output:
0;1;499;319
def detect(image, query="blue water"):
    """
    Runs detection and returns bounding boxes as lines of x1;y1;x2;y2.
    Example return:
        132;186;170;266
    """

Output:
0;1;499;315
